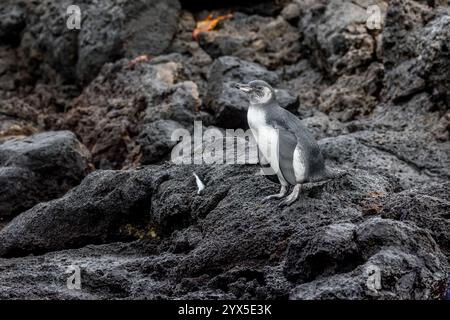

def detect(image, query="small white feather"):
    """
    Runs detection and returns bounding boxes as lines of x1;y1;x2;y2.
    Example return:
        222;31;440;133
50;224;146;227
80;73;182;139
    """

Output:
193;172;205;195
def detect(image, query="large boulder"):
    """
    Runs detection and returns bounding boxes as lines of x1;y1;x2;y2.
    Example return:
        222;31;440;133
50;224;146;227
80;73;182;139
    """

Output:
0;167;40;220
380;183;450;257
137;120;186;164
0;168;157;257
299;0;385;76
0;131;90;220
355;130;450;180
320;130;450;189
18;0;181;85
286;218;448;299
381;0;438;68
381;1;450;104
353;93;442;133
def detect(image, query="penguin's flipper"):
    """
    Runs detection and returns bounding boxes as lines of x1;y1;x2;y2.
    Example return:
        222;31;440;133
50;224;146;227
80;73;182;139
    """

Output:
276;127;298;185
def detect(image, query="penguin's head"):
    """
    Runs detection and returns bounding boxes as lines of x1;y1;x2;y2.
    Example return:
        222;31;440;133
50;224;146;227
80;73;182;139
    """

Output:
233;80;275;105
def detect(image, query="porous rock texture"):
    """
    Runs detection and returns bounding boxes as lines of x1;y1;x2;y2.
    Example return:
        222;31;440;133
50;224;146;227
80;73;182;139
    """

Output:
0;0;449;300
0;131;91;221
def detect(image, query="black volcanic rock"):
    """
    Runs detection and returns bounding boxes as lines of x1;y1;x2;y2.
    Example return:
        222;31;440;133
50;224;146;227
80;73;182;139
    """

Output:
382;6;450;105
0;162;448;299
286;218;447;299
17;0;181;85
62;57;205;169
198;12;300;69
381;183;450;257
0;168;158;257
0;0;449;301
298;0;382;76
0;167;39;219
122;0;181;58
0;4;25;46
289;220;447;299
0;131;90;220
137;120;186;165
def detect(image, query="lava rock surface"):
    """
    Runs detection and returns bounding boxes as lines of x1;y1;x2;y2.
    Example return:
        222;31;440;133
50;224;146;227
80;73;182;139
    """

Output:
0;0;449;300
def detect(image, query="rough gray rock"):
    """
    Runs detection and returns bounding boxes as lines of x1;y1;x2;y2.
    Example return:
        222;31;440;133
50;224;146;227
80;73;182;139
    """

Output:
0;162;448;299
17;0;181;85
381;2;450;105
205;56;297;128
381;183;450;257
318;62;384;121
299;0;383;76
121;0;181;58
355;130;450;180
62;57;204;169
301;112;349;140
287;218;448;299
198;13;300;69
353;93;440;132
381;0;435;69
280;59;325;114
0;168;158;257
0;0;450;301
137;120;185;164
0;45;20;97
0;131;90;220
76;0;181;85
0;167;39;220
0;3;25;46
320;129;450;189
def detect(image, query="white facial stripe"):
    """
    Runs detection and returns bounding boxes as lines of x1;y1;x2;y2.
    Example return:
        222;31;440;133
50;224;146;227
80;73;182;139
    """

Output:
253;87;272;104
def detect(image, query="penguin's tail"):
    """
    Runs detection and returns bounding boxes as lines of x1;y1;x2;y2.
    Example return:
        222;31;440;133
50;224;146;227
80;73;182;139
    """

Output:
324;167;348;180
307;167;347;183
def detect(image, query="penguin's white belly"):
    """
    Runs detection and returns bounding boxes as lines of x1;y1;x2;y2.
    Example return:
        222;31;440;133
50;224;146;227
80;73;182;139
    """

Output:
252;127;279;165
252;126;285;181
248;107;286;183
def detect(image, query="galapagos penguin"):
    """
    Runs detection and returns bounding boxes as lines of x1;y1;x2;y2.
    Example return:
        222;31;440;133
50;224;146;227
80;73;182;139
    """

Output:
234;80;341;206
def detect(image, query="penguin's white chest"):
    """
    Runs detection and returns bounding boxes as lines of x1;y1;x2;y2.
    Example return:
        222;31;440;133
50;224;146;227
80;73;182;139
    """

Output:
247;107;283;181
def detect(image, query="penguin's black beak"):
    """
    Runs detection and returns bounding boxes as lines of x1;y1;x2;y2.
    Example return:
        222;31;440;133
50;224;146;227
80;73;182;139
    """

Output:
232;83;253;93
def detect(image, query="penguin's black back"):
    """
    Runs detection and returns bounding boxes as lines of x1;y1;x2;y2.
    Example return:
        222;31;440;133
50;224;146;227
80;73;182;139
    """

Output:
264;101;328;184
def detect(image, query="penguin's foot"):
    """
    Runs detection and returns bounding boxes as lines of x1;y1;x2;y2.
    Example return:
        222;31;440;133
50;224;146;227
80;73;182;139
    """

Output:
279;184;301;207
262;185;288;203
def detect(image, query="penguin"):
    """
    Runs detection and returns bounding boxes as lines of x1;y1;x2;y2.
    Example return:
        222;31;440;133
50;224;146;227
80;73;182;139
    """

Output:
233;80;343;206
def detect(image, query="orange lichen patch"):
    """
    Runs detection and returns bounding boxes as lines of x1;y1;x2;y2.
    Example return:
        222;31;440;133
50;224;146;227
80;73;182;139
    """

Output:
192;13;233;40
127;55;151;69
